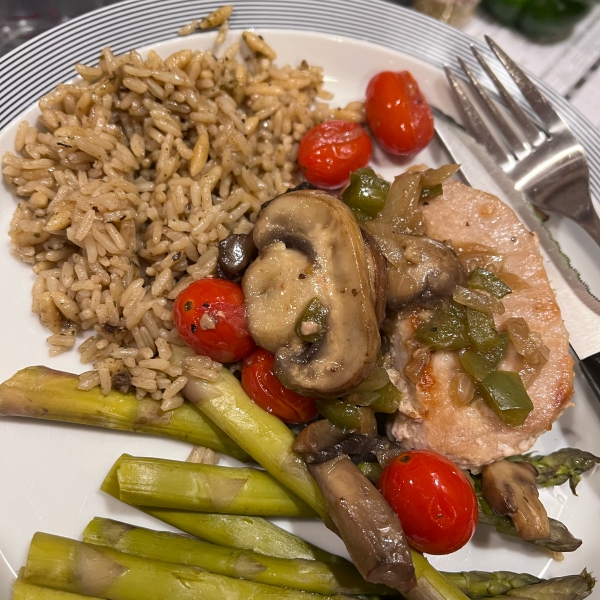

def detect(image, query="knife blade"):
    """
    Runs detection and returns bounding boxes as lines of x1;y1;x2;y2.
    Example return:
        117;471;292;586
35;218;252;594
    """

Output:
434;109;600;400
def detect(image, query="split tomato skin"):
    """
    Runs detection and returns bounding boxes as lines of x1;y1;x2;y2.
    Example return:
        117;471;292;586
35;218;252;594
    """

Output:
377;450;478;555
297;120;372;188
241;349;318;424
365;70;434;156
173;278;256;363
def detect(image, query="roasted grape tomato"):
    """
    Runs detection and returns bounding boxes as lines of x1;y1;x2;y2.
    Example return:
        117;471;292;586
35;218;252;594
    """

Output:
297;120;372;188
365;71;434;156
241;349;318;424
378;450;478;555
173;279;256;363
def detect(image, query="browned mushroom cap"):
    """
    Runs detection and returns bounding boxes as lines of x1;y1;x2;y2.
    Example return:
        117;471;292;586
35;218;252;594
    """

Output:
243;190;380;398
365;221;464;311
482;459;551;541
308;455;416;593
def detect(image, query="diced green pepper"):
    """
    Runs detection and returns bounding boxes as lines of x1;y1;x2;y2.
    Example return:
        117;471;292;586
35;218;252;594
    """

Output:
459;331;509;383
415;303;471;350
467;268;512;299
358;462;384;485
459;350;495;382
420;184;443;199
347;381;401;414
295;298;328;344
484;331;510;368
342;168;390;221
315;399;374;431
467;308;502;353
480;371;533;427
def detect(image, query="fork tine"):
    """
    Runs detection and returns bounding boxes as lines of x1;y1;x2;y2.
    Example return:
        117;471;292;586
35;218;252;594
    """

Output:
444;66;512;169
485;36;564;134
470;45;541;146
457;57;527;159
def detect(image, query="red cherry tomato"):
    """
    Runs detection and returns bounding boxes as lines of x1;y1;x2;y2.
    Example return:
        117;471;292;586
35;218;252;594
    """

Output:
377;450;478;555
241;349;318;424
173;279;256;363
297;120;372;188
365;71;434;156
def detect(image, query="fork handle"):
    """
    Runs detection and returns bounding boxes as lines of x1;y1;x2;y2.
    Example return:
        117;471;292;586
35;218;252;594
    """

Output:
580;353;600;402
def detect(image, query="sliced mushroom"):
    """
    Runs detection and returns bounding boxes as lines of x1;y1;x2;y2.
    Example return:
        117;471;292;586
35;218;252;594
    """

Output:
365;221;465;310
361;228;387;325
243;190;380;398
482;459;551;541
301;432;404;467
308;455;416;593
292;419;352;455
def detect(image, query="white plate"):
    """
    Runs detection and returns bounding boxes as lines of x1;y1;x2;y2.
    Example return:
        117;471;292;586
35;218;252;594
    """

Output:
1;1;600;597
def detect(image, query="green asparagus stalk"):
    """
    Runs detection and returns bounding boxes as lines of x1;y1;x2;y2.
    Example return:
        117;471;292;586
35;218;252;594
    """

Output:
477;508;582;553
23;532;355;600
472;470;582;552
114;454;316;517
507;448;600;495
0;366;249;462
441;569;595;599
101;454;341;563
182;366;330;522
441;570;540;598
83;517;394;596
13;572;100;599
179;364;470;600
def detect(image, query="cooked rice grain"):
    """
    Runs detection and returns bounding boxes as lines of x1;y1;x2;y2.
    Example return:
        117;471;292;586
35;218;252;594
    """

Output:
3;32;363;402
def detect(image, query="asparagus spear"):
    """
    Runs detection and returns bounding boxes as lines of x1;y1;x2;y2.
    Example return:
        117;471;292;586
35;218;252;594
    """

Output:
507;448;600;495
0;366;249;462
13;572;99;599
83;516;394;596
182;368;330;522
101;454;341;563
180;367;471;600
23;532;355;600
442;569;594;599
471;469;582;552
114;454;316;517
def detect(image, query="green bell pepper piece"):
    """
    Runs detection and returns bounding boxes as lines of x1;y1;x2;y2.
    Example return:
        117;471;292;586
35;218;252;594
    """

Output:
480;371;533;427
295;298;328;344
467;268;512;299
342;168;390;221
415;303;471;350
347;381;402;414
467;308;502;353
315;399;374;430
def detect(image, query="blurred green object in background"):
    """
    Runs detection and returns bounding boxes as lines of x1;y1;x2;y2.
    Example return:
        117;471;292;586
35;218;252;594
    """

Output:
481;0;595;41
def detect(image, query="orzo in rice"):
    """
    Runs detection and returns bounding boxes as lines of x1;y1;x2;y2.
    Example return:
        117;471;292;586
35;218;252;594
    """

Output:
2;31;364;408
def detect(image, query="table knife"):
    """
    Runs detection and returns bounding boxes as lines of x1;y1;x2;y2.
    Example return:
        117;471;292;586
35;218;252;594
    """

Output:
434;109;600;402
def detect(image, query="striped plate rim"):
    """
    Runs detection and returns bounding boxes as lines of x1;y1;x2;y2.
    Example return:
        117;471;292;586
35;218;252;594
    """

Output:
1;0;599;202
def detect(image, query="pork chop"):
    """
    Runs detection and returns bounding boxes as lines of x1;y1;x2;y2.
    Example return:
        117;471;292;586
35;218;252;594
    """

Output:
387;180;574;470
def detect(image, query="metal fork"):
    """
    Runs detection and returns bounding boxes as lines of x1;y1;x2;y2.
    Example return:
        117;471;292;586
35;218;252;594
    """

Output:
445;36;600;248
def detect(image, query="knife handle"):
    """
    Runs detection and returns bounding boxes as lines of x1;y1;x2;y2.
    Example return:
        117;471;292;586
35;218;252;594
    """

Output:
580;353;600;401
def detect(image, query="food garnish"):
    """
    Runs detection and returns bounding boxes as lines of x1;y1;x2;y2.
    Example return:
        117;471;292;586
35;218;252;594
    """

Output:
297;120;372;188
173;278;256;363
365;70;434;156
378;450;478;555
241;348;318;424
